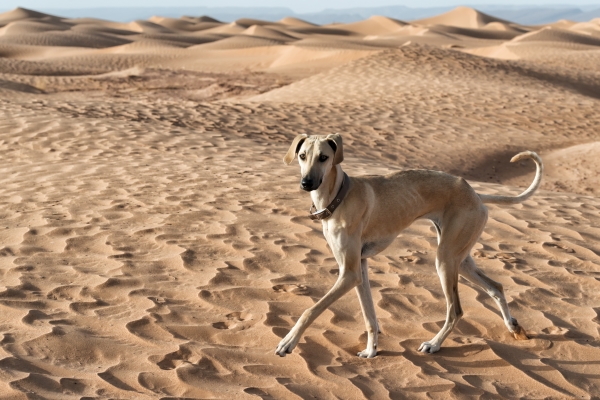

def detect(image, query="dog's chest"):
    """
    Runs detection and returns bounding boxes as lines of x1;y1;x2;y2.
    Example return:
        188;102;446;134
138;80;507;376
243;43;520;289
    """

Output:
322;222;394;259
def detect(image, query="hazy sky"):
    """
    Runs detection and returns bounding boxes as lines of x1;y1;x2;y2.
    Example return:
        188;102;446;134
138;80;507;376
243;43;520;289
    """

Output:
3;1;597;13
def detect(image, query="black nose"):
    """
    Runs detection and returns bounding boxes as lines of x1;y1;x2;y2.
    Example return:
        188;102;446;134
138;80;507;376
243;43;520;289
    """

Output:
301;178;313;191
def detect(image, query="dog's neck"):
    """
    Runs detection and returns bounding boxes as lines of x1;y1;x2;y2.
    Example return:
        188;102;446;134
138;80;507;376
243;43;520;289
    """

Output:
310;164;344;212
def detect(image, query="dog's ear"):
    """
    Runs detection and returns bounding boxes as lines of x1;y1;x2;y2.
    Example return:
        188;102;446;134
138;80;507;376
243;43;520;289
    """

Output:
326;133;343;165
283;134;308;165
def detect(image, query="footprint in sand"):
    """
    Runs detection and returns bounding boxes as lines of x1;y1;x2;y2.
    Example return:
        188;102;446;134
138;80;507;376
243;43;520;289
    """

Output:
473;250;521;263
542;326;570;335
153;345;193;370
212;321;233;330
543;242;576;253
272;284;309;295
496;253;521;263
212;312;253;330
399;255;422;263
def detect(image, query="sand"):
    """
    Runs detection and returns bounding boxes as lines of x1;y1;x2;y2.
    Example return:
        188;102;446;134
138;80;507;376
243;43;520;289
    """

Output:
0;5;599;399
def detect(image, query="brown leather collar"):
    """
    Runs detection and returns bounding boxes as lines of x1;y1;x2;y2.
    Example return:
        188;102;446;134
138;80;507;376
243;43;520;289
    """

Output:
309;172;350;221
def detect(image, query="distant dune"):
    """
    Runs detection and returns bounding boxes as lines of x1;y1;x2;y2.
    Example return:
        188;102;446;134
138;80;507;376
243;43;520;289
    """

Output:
1;5;599;77
7;5;599;24
1;5;600;399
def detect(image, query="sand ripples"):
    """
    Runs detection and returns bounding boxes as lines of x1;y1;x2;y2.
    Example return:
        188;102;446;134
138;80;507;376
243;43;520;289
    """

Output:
0;5;599;399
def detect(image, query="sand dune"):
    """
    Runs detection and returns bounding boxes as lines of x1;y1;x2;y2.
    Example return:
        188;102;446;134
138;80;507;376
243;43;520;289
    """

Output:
234;18;283;29
285;25;357;37
267;46;377;75
292;37;383;50
278;16;317;27
0;7;57;24
374;24;460;42
0;31;132;49
241;25;299;41
338;15;408;36
249;45;597;103
544;142;600;195
512;26;600;47
126;20;174;34
0;20;71;35
191;35;285;50
427;24;520;40
148;16;209;32
181;15;221;24
200;22;247;36
413;6;514;29
569;21;600;36
0;5;599;399
483;21;528;33
132;33;219;46
69;24;139;36
463;43;521;60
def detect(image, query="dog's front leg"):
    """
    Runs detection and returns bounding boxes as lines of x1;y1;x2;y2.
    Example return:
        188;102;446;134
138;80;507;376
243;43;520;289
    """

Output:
275;242;361;357
355;258;378;358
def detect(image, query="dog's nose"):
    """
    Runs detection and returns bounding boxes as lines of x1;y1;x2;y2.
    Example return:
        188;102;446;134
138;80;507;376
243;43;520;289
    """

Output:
301;178;313;191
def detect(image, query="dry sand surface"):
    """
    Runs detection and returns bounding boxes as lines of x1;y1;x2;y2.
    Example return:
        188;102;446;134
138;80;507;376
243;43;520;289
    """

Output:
0;5;600;399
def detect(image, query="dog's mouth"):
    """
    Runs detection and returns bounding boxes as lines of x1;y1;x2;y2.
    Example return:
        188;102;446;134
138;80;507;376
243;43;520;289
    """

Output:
301;184;320;192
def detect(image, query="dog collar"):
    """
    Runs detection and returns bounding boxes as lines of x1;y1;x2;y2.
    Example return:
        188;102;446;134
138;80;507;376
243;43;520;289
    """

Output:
309;172;350;221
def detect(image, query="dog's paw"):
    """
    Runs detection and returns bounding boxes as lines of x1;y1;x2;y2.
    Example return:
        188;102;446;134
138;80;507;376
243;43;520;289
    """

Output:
510;318;529;340
418;341;441;354
357;348;377;358
511;325;529;340
275;333;299;357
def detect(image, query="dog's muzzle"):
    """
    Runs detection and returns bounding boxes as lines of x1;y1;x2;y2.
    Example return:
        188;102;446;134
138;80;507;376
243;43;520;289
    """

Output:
300;178;321;191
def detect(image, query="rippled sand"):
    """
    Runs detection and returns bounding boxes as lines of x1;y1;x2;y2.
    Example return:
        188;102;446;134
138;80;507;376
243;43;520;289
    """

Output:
1;5;600;399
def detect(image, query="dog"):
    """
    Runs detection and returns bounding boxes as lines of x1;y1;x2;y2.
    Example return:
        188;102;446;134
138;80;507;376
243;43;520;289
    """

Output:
275;133;542;358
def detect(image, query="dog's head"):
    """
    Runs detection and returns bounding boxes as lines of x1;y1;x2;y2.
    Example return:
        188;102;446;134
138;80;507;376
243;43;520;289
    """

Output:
283;134;343;191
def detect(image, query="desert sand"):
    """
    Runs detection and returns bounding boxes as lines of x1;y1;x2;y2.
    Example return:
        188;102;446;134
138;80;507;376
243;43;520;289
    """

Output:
0;5;599;399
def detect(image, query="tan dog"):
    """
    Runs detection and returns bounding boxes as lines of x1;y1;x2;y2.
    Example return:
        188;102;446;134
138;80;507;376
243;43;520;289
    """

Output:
276;133;542;358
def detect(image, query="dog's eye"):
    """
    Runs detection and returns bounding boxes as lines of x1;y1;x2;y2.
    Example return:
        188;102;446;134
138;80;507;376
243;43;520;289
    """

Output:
299;154;306;160
319;155;328;162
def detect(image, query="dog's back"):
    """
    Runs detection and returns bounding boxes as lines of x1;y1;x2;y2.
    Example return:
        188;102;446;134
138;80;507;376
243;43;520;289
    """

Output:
351;170;481;233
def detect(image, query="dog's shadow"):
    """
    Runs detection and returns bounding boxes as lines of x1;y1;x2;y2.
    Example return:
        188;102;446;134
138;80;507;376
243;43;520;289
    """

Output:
395;330;600;398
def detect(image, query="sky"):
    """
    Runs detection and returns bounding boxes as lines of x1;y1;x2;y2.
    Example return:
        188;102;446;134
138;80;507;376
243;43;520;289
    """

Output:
2;1;598;13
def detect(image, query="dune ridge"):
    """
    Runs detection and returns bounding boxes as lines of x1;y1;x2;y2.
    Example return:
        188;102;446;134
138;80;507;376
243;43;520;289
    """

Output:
0;5;597;78
0;5;599;399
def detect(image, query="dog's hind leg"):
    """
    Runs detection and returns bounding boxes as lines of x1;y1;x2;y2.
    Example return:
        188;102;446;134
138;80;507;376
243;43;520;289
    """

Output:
459;256;528;340
418;251;463;354
355;258;378;358
419;211;484;354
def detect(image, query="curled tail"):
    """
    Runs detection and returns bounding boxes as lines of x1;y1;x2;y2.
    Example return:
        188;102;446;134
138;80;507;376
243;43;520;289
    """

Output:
478;151;543;205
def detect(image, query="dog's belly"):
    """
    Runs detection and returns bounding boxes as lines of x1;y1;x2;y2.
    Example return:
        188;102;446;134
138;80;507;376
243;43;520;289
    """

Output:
361;238;395;258
360;213;443;259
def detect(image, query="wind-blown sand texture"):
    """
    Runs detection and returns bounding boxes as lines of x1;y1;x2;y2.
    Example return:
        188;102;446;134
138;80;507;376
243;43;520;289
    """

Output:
0;5;600;399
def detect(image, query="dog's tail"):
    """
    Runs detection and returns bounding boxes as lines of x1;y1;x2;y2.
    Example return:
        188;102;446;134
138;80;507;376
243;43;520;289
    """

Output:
478;151;543;205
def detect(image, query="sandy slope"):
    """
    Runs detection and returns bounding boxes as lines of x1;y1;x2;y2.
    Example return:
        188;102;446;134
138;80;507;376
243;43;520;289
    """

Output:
0;5;599;399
